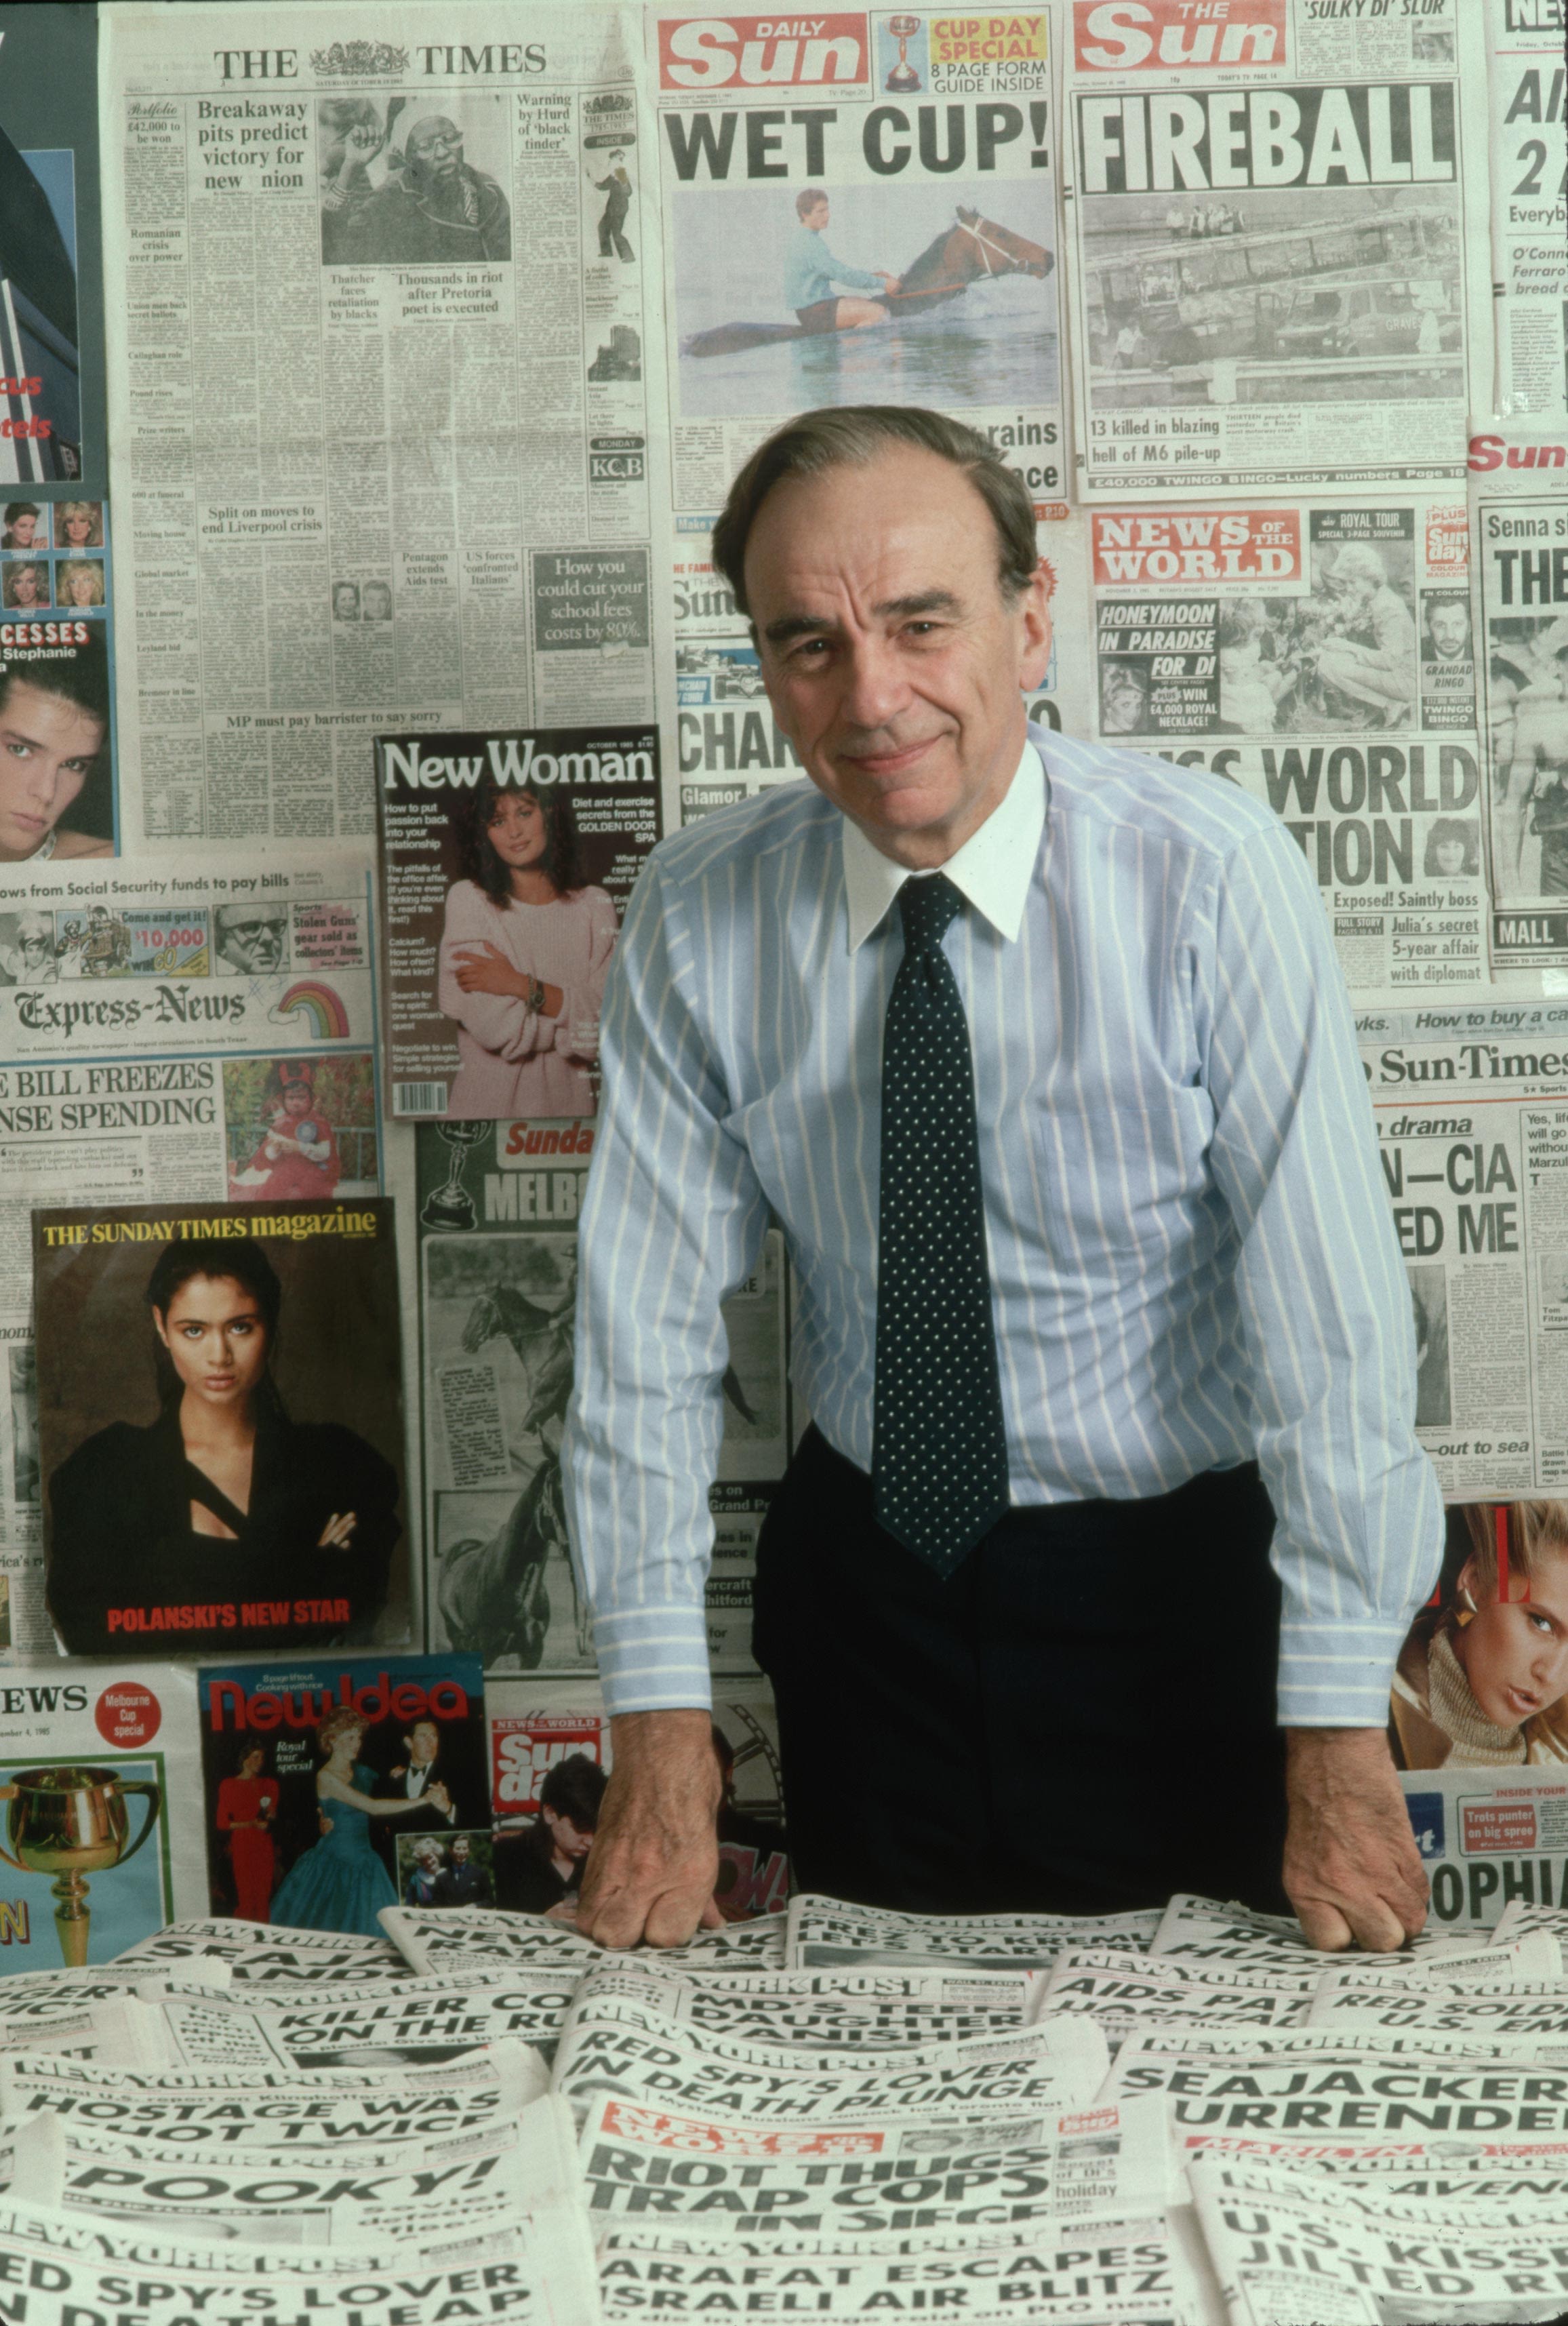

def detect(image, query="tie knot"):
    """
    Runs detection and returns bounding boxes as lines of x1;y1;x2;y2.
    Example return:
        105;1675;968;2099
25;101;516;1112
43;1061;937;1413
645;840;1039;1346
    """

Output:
898;873;963;955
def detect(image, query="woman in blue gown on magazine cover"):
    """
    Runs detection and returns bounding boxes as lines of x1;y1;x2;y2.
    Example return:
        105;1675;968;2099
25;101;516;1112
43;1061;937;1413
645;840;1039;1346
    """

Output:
271;1703;450;1936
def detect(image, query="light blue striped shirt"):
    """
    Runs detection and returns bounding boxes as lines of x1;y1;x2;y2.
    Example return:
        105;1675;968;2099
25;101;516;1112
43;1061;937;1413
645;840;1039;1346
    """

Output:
563;726;1443;1726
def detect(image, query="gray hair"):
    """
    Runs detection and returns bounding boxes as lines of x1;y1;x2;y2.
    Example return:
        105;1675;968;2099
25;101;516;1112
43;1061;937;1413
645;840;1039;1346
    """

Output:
710;406;1038;620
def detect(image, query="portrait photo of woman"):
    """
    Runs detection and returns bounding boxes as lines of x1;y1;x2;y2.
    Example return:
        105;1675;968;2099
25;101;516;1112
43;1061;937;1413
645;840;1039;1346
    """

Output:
45;1232;403;1656
1390;1501;1568;1768
1422;816;1480;879
270;1706;449;1938
216;1741;278;1922
437;777;617;1117
230;1062;341;1201
53;502;103;550
56;559;104;609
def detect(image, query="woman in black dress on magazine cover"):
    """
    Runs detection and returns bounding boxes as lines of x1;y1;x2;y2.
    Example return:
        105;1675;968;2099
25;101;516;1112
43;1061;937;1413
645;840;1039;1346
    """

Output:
47;1238;399;1655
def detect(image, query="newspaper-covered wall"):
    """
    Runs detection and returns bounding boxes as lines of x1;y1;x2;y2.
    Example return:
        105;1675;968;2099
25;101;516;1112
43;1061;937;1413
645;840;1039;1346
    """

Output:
0;854;381;1657
99;6;662;847
1066;0;1491;500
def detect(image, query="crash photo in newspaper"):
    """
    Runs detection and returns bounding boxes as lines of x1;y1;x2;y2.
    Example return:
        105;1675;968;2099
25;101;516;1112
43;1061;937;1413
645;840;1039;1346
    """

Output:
195;1653;488;1933
99;5;659;845
375;723;662;1122
33;1199;408;1658
1068;0;1489;498
0;852;378;1657
1093;493;1485;988
654;7;1066;514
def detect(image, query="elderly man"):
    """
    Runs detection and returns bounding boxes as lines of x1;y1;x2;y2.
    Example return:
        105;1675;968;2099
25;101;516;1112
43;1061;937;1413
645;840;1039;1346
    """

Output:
564;406;1441;1952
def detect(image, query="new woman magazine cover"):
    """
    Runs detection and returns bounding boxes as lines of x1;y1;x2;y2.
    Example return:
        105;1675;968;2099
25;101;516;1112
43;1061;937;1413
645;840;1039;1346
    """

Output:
34;1199;410;1658
374;723;661;1122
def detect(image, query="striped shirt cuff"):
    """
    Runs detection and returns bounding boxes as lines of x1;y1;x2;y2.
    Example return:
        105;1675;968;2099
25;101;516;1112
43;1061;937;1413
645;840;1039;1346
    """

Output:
594;1604;714;1717
1277;1620;1411;1729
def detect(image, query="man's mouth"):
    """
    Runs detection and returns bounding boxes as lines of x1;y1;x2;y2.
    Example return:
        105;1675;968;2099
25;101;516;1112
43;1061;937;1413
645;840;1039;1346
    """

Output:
839;736;942;781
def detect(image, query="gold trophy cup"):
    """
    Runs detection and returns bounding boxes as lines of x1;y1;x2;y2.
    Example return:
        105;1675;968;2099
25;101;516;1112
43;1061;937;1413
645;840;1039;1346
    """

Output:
0;1765;161;1966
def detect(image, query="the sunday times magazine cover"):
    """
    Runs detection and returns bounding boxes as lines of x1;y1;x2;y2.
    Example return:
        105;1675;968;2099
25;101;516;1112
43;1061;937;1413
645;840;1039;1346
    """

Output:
197;1653;487;1933
34;1199;410;1657
374;723;661;1121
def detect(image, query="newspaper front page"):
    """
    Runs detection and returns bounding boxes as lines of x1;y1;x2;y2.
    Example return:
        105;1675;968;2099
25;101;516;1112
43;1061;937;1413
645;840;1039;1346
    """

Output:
0;853;380;1654
1476;459;1568;967
565;1963;1033;2051
1088;488;1485;990
1192;2153;1568;2326
1483;0;1567;420
786;1895;1163;1972
652;5;1067;515
100;3;661;845
579;2088;1171;2240
1067;0;1489;498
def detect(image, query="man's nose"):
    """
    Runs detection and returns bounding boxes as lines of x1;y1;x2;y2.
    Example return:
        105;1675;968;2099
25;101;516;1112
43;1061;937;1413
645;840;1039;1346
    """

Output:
839;637;910;729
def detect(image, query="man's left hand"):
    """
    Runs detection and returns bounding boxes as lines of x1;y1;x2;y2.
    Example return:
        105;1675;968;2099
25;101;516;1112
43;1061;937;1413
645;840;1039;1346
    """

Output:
1283;1726;1428;1952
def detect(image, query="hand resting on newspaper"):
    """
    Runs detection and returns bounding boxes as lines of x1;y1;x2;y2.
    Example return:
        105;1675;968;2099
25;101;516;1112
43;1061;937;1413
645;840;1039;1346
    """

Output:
1283;1726;1429;1951
576;1708;725;1947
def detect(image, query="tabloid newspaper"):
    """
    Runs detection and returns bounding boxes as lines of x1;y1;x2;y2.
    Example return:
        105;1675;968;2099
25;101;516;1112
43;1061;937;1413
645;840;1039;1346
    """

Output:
0;851;380;1658
195;1653;491;1934
0;1665;205;1970
594;2221;1193;2325
562;1963;1034;2052
0;2037;546;2119
1191;2153;1568;2325
1066;0;1491;498
1482;0;1567;421
413;1107;791;1735
1087;489;1485;991
785;1894;1163;1971
373;722;661;1123
99;5;662;847
382;1900;790;1975
1149;1892;1462;1960
550;2013;1110;2126
651;6;1068;514
33;1199;408;1659
489;1686;790;1923
1472;442;1568;970
9;2096;586;2249
578;2089;1171;2241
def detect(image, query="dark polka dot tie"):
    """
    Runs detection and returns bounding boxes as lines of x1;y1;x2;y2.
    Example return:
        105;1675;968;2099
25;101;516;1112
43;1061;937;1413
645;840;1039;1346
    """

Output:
872;873;1009;1576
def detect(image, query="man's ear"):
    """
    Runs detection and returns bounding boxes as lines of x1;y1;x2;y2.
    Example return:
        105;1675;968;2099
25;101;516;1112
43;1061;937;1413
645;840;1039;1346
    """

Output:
1018;565;1053;694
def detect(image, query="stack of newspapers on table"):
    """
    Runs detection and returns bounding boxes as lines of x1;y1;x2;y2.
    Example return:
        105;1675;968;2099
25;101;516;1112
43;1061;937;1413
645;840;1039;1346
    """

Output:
5;1895;1568;2323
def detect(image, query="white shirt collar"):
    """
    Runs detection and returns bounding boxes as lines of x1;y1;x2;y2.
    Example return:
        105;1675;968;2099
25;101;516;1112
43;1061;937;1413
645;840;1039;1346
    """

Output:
840;738;1045;953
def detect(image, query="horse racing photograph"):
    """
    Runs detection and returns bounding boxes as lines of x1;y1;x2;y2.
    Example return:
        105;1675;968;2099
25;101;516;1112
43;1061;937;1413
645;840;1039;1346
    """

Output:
666;176;1059;421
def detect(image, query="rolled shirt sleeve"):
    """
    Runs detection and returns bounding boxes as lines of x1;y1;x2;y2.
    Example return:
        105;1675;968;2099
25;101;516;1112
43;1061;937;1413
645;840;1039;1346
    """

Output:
1195;820;1444;1726
562;856;772;1713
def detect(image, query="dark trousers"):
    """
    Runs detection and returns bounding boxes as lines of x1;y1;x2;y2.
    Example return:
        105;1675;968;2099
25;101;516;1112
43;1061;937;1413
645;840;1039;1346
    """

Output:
752;1427;1289;1917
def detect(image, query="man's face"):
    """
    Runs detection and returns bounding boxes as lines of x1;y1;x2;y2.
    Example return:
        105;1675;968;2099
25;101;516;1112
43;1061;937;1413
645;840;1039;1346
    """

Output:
451;1837;470;1864
9;566;41;607
746;447;1051;866
803;199;829;230
542;1807;595;1860
218;910;286;973
334;586;359;620
409;118;462;178
0;681;102;860
407;1721;439;1768
363;583;391;620
1427;601;1470;660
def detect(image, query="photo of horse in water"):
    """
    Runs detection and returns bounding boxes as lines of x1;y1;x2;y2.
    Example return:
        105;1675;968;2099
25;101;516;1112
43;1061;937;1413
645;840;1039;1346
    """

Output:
670;182;1058;420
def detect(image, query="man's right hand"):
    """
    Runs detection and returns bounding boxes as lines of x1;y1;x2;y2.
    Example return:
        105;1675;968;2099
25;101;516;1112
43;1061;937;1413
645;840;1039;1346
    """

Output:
575;1708;724;1948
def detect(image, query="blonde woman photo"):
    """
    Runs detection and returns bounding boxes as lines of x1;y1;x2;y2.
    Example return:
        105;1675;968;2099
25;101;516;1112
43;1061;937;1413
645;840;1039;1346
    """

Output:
1391;1502;1568;1767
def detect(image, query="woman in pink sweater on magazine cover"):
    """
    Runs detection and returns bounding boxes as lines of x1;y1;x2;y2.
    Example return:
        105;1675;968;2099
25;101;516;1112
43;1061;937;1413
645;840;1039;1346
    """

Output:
437;777;616;1119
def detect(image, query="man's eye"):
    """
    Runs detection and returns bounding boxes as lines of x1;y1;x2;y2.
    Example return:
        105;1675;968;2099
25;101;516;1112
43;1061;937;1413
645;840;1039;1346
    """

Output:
4;741;31;760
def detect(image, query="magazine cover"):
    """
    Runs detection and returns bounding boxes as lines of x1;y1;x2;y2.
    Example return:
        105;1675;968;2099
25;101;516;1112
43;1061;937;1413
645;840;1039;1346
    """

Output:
374;724;661;1121
197;1653;488;1933
0;1664;203;1969
34;1199;410;1658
